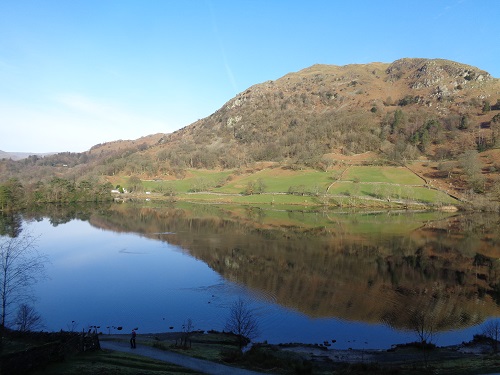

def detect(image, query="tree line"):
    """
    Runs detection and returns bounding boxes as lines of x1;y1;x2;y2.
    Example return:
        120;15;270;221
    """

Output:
0;177;113;211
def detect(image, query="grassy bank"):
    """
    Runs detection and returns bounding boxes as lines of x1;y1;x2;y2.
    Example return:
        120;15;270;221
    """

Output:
7;330;500;375
116;165;460;209
31;349;199;375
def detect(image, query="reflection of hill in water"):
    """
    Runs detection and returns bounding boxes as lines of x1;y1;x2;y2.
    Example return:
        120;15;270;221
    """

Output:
88;204;500;331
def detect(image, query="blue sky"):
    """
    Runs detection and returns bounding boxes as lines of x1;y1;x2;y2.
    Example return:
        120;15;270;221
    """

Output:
1;0;498;153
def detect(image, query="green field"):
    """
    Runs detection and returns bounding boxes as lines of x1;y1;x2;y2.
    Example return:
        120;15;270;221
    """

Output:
343;166;424;184
122;165;460;208
141;170;233;192
215;168;331;193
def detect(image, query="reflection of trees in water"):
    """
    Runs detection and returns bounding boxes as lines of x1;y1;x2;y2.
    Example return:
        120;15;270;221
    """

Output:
29;204;500;331
20;203;111;227
215;237;493;331
245;207;266;224
0;213;23;237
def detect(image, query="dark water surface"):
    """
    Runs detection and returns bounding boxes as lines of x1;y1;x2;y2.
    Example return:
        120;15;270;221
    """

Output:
3;204;500;349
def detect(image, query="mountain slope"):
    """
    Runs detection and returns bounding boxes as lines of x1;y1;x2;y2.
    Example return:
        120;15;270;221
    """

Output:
1;58;500;202
153;58;499;166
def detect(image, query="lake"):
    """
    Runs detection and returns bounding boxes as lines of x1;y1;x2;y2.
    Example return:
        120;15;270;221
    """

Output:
2;203;500;349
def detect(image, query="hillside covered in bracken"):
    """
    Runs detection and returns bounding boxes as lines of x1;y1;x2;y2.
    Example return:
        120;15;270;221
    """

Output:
172;58;499;165
1;58;500;205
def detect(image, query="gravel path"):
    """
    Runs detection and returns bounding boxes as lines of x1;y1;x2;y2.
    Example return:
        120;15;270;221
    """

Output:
100;340;270;375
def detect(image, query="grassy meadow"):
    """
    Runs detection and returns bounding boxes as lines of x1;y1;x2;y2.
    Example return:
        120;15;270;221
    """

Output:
118;164;459;208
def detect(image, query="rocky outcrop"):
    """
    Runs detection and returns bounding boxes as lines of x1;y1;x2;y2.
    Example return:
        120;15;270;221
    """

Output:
386;58;492;89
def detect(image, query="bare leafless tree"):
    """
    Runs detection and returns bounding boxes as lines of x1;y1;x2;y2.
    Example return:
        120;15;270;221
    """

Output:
0;231;47;331
409;309;437;368
224;298;259;349
179;318;194;348
15;303;43;332
410;310;436;346
483;320;500;353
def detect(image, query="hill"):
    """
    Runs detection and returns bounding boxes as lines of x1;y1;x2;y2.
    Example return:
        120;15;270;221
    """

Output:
162;58;499;165
0;150;55;161
1;58;500;206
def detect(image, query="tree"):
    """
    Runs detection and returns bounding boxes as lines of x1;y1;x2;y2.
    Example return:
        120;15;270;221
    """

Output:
244;178;266;195
0;179;24;211
15;303;43;332
190;177;211;192
460;150;484;192
482;100;491;113
127;176;143;192
256;178;266;194
409;309;437;367
224;298;259;349
0;185;12;212
410;310;436;346
179;318;194;348
491;114;500;147
482;320;500;353
391;109;407;135
0;231;47;335
458;115;470;130
437;161;455;178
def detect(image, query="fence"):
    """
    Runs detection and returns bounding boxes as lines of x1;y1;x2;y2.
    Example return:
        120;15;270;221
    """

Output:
1;330;100;374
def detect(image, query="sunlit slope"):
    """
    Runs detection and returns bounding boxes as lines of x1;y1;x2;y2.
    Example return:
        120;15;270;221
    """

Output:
126;164;459;207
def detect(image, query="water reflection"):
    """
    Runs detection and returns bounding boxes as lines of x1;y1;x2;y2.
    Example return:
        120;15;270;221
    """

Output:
0;212;23;237
4;204;500;347
85;205;500;331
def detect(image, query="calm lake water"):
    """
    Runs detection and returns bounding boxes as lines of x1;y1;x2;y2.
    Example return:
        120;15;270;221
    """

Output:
2;204;500;349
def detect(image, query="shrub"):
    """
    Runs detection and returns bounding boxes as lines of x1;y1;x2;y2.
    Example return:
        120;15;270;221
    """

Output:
220;348;242;363
483;100;491;113
398;95;419;106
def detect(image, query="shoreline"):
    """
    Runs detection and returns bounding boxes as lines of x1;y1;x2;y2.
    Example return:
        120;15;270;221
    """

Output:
101;330;496;365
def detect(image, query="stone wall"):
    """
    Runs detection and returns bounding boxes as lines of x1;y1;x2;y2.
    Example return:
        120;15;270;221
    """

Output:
1;331;100;374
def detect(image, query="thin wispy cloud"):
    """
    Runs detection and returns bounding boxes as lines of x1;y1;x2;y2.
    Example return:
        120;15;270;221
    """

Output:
1;93;166;152
56;93;165;132
56;93;128;123
434;0;468;20
207;0;238;95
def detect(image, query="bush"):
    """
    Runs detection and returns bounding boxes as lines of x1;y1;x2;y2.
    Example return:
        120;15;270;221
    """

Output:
220;348;242;363
294;360;313;374
483;100;491;113
398;95;419;106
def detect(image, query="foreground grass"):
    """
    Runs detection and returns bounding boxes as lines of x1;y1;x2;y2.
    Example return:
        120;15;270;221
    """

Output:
99;333;500;375
148;332;240;363
116;333;312;374
14;331;500;375
330;356;500;375
30;349;200;375
426;354;500;375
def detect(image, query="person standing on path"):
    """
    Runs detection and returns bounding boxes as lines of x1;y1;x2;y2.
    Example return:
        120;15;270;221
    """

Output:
130;329;137;348
101;340;271;375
